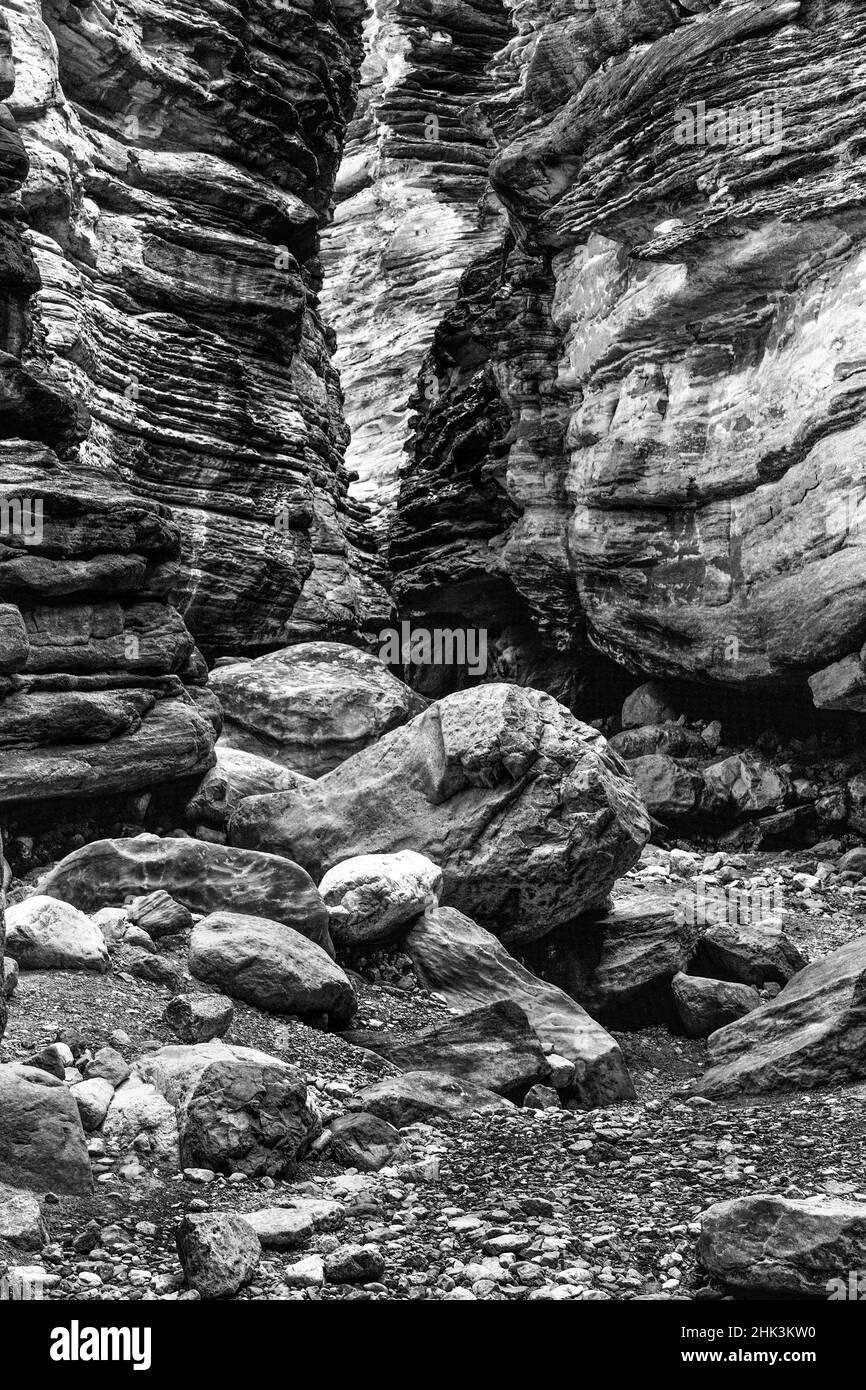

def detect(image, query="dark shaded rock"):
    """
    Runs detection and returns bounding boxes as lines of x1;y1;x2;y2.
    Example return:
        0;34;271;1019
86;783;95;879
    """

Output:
0;1062;91;1194
188;912;356;1025
699;936;866;1098
672;973;761;1039
405;905;634;1105
698;919;808;987
23;1044;67;1080
523;1084;561;1110
128;891;193;940
522;894;699;1030
231;684;650;945
163;994;234;1045
329;1112;403;1172
39;835;332;954
344;1000;550;1098
609;723;708;760
699;1195;866;1296
353;1071;512;1128
629;754;704;824
176;1212;260;1300
621;683;678;729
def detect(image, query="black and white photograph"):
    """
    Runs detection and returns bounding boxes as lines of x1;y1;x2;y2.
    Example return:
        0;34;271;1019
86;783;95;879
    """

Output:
0;0;863;1363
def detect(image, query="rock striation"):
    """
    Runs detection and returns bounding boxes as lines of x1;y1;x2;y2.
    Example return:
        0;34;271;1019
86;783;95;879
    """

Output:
7;0;387;656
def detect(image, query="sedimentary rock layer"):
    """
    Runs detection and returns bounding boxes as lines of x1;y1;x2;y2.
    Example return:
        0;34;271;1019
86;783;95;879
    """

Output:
8;0;387;654
389;0;866;709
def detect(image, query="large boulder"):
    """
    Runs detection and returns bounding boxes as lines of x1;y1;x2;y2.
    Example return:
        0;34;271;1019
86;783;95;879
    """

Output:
231;685;650;945
344;1000;551;1098
184;747;310;829
698;935;866;1098
5;896;109;972
353;1071;512;1128
405;906;634;1105
522;894;699;1029
210;642;426;777
697;919;808;987
136;1042;319;1178
177;1212;261;1300
671;973;761;1039
0;1063;92;1194
319;851;442;946
38;834;332;954
699;1195;866;1296
188;912;356;1025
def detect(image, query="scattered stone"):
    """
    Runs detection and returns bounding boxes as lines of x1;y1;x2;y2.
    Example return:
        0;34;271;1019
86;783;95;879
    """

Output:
319;850;442;945
0;1182;47;1250
69;1077;115;1132
24;1044;68;1080
82;1046;130;1088
242;1208;315;1250
523;1084;561;1110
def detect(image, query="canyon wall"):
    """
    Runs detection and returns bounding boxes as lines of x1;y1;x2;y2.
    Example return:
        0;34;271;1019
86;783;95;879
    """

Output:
386;0;866;713
0;5;215;815
8;0;387;656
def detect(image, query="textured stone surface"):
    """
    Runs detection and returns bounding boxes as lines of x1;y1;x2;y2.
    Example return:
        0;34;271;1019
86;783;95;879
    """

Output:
344;999;551;1097
386;0;866;706
698;935;866;1098
319;850;442;946
329;1111;403;1172
0;1181;47;1251
0;11;216;812
211;642;425;776
671;972;761;1040
189;911;356;1024
405;905;634;1106
137;1041;319;1178
39;834;332;954
5;895;109;972
9;0;387;655
177;1212;260;1300
699;1195;866;1296
231;684;650;944
0;1062;92;1194
353;1069;512;1127
163;993;234;1046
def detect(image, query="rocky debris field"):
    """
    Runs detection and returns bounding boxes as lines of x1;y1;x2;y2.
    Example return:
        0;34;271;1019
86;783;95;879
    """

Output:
3;831;866;1303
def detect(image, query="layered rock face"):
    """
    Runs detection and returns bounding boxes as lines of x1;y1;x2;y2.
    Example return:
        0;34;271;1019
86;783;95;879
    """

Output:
9;0;386;655
319;0;510;528
387;0;866;710
0;10;215;816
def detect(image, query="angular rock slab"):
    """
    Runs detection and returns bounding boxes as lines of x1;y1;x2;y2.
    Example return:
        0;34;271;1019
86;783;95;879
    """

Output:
0;1063;91;1194
184;746;310;830
699;1194;866;1296
188;912;356;1025
344;1000;551;1098
5;896;110;972
671;973;761;1039
39;834;332;954
231;684;650;945
405;906;634;1106
319;850;442;946
698;919;808;987
211;642;426;777
698;935;866;1098
522;893;699;1029
353;1071;512;1127
136;1042;319;1178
